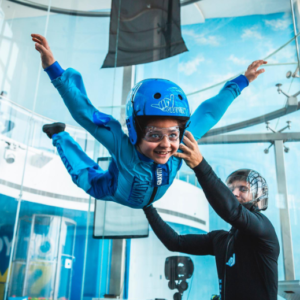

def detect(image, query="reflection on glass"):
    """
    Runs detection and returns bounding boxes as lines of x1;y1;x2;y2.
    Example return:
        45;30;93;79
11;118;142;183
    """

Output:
8;215;76;299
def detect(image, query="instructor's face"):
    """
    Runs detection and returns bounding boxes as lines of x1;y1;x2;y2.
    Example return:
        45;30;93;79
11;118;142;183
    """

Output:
227;180;253;204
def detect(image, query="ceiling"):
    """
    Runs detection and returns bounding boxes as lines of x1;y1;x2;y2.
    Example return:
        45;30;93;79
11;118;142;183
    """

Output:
1;0;292;25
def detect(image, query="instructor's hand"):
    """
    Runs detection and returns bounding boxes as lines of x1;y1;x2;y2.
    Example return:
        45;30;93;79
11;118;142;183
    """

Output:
245;60;267;83
173;131;203;169
31;34;55;69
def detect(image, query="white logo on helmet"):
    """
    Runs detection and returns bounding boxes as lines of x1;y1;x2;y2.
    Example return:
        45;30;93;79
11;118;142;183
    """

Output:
151;94;186;114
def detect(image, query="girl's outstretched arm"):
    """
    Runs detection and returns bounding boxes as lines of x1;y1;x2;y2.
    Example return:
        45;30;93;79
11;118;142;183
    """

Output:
32;34;131;157
188;60;267;141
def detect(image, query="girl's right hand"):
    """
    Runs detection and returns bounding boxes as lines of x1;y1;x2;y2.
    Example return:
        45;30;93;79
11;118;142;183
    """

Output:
31;34;56;69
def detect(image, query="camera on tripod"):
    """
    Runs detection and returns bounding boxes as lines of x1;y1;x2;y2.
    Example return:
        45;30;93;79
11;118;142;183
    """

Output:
165;256;194;300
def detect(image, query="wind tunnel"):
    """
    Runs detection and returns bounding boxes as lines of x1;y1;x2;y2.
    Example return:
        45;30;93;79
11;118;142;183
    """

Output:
0;0;300;300
8;215;76;299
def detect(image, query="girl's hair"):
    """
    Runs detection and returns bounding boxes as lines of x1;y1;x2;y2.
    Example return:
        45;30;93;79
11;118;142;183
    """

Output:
135;116;189;145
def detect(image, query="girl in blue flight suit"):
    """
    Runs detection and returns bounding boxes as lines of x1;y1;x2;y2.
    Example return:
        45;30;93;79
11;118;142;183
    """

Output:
32;34;266;209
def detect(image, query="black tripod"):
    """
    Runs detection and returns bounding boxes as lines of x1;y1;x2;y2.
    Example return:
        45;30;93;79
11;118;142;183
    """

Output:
165;256;194;300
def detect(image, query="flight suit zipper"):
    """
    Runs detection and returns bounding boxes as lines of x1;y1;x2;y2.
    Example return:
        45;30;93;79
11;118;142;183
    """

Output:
147;163;160;206
147;187;158;206
223;229;234;300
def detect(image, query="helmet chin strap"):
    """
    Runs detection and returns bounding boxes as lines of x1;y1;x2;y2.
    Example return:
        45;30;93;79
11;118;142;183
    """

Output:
243;200;258;212
132;105;143;133
242;194;267;212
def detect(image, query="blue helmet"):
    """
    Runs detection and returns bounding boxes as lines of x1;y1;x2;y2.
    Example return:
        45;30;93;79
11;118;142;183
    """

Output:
126;79;190;145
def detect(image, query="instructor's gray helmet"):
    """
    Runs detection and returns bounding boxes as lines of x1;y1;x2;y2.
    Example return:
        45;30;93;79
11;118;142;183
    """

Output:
226;169;268;212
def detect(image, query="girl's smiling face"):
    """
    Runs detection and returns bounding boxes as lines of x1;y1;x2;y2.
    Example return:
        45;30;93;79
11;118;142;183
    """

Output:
137;118;180;164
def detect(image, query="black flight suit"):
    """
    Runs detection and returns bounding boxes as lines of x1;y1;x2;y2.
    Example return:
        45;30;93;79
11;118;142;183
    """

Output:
143;158;280;300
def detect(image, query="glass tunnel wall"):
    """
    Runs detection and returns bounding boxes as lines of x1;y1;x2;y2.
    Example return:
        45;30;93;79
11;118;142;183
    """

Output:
0;0;299;299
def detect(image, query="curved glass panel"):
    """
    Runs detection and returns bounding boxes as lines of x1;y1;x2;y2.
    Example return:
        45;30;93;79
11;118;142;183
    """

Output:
0;0;299;299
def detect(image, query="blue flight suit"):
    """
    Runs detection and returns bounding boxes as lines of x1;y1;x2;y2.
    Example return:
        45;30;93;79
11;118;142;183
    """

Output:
46;62;248;208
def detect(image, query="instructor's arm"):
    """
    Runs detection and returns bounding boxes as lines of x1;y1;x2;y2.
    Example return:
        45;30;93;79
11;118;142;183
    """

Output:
174;131;270;238
144;205;213;255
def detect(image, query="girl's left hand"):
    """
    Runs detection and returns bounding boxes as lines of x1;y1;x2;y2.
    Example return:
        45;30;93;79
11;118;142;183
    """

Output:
245;60;267;83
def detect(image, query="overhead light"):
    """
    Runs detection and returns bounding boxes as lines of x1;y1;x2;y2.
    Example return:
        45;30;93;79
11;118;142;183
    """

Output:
0;91;7;97
4;143;16;164
4;149;15;164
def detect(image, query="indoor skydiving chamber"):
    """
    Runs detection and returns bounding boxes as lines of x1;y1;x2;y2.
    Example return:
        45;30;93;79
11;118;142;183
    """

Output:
8;215;76;299
1;0;300;299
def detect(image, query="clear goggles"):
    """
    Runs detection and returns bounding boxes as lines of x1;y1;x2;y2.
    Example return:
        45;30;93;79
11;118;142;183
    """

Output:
144;126;180;143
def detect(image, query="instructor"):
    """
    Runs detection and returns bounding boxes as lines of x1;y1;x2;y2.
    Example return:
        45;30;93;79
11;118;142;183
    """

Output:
143;131;280;300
